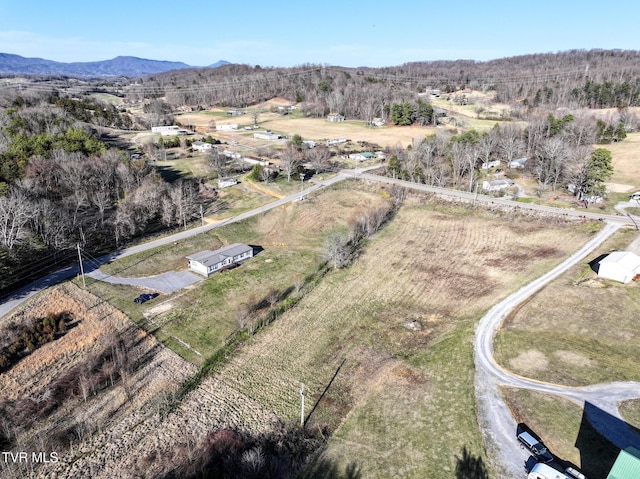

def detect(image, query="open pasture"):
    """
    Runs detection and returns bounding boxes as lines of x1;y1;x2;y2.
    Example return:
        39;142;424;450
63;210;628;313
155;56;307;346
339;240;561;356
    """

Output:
215;197;598;478
494;227;640;387
88;181;391;364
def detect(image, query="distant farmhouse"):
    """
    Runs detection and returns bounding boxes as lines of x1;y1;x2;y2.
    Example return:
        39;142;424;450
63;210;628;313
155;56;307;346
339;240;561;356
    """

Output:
217;177;238;189
482;179;514;192
327;113;345;122
326;138;348;146
508;157;528;169
348;152;375;161
187;243;254;277
226;109;245;116
254;131;281;140
192;141;214;152
152;125;190;136
481;160;501;170
216;124;239;131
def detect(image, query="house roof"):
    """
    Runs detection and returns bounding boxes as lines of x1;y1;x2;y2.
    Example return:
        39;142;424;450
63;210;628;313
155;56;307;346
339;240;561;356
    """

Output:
600;251;640;271
486;179;514;187
607;447;640;479
186;243;252;267
510;157;528;164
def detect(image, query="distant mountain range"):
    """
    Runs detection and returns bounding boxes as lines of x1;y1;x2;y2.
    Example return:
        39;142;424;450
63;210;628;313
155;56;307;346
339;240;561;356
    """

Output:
0;53;230;77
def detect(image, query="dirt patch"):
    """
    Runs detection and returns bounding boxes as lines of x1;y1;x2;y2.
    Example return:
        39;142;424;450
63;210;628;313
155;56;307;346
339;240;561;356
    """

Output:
509;350;549;374
144;299;175;317
553;350;595;368
605;182;636;193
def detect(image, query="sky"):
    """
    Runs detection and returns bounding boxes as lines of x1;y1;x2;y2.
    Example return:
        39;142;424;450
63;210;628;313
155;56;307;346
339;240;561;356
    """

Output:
1;0;639;68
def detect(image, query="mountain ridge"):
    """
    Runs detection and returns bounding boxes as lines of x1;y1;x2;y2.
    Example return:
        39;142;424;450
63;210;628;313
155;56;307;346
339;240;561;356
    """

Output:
0;53;230;77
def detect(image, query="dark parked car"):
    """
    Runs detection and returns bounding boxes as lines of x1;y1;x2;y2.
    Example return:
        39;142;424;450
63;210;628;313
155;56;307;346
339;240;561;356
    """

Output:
517;431;554;464
133;293;159;304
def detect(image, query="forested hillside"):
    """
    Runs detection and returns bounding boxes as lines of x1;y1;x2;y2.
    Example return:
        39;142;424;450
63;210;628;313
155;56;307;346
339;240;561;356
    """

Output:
0;90;213;297
2;48;640;298
128;49;640;115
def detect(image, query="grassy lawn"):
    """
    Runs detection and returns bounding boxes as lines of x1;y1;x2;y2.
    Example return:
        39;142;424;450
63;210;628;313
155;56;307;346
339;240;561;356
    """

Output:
494;227;640;387
86;182;390;364
155;153;212;180
606;132;640;187
214;198;598;478
502;388;620;479
620;399;640;430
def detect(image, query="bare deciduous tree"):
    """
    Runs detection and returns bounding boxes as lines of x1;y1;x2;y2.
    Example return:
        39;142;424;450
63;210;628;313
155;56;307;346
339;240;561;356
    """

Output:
207;148;227;178
280;145;301;182
325;231;353;269
0;188;34;250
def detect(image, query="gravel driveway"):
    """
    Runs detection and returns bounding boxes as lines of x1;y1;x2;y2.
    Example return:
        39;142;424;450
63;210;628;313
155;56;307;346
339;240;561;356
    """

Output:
475;221;640;477
86;269;203;294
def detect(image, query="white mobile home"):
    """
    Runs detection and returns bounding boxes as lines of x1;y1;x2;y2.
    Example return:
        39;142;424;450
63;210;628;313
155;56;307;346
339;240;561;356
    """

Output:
152;125;180;135
186;243;254;277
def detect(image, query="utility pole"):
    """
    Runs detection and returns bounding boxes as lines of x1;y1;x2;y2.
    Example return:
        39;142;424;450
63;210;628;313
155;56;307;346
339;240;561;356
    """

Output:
300;383;305;427
200;204;204;226
77;243;86;288
299;173;305;201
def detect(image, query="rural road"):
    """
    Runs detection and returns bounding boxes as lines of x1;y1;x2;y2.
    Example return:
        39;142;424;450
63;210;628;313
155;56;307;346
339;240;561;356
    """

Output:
2;168;639;478
0;170;349;319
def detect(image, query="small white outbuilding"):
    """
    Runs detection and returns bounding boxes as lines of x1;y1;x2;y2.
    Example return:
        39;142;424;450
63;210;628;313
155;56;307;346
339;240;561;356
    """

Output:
597;251;640;283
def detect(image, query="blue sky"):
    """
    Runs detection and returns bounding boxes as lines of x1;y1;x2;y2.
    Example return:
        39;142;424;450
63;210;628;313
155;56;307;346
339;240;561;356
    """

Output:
1;0;639;67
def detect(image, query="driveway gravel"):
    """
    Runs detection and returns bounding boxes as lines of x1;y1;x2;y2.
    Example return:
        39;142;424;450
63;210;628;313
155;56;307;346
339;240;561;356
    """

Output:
86;269;203;294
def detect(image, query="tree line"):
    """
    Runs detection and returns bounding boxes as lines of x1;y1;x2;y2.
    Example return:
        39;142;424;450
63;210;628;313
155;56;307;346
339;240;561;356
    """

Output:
382;112;620;202
0;93;214;296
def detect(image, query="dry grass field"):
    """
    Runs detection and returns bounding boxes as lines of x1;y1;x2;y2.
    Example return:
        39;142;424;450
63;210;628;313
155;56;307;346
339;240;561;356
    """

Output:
214;197;598;478
494;227;640;387
606;132;640;188
176;109;444;149
89;181;391;364
0;283;281;479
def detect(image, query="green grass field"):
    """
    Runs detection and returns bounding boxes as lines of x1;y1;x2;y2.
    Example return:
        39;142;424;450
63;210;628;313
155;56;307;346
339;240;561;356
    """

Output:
212;198;597;478
494;227;640;387
86;182;390;364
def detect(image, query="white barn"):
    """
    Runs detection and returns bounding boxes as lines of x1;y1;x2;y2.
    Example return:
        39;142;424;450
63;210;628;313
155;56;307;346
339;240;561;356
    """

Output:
186;243;254;277
597;251;640;283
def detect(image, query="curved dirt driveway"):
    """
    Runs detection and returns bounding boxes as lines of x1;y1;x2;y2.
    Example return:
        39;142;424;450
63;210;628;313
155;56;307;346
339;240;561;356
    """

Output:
474;221;640;477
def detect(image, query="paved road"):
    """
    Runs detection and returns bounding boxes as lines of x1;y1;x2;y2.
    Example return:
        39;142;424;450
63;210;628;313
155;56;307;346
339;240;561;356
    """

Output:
357;172;635;226
2;168;639;478
474;221;640;477
0;171;349;319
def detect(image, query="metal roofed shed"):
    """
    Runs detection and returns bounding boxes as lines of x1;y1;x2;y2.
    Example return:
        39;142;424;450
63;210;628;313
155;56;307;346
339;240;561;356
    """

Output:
186;243;254;277
607;447;640;479
597;251;640;283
